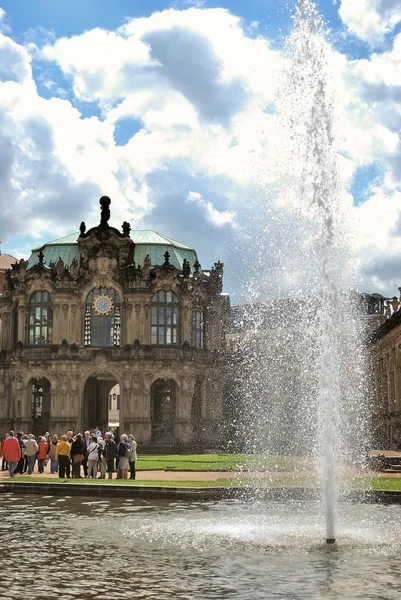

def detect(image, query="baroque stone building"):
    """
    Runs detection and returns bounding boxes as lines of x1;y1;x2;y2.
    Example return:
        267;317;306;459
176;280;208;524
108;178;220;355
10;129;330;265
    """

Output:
370;292;401;449
0;197;229;449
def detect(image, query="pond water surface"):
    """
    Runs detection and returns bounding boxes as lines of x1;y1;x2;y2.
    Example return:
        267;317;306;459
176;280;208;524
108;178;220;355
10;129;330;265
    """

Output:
0;494;400;599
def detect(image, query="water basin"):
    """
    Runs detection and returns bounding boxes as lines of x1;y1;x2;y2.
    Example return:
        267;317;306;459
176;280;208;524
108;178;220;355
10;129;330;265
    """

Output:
0;495;400;599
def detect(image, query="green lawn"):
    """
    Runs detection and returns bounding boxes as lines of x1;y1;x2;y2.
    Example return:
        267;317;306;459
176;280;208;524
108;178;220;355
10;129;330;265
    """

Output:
136;454;306;472
354;477;401;491
7;474;401;491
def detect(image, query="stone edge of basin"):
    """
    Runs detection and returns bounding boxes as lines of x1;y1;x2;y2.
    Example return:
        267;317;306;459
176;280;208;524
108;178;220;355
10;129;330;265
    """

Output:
0;483;400;504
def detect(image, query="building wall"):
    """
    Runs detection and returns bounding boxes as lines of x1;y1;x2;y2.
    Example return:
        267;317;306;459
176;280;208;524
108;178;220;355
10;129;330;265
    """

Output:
371;327;401;449
0;225;229;450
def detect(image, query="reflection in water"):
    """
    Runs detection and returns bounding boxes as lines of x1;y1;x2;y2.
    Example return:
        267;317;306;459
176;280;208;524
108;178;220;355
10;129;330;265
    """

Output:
0;496;400;599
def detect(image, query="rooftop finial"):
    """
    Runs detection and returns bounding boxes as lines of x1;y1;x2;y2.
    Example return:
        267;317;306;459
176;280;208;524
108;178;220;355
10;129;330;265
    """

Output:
122;221;131;236
99;196;111;227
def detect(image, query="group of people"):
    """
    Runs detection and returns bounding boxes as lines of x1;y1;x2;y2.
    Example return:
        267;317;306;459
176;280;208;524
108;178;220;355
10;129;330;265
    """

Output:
1;429;137;480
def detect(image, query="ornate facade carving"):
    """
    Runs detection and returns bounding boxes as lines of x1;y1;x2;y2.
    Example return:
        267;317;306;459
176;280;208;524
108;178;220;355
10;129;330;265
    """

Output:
0;197;230;449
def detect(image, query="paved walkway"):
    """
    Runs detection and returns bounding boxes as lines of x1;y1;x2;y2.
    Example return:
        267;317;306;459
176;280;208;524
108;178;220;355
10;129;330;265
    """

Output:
0;467;242;481
1;450;400;481
1;467;400;481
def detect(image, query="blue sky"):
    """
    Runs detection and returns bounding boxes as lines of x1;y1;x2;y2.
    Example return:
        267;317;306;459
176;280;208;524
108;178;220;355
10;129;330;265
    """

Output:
1;0;401;299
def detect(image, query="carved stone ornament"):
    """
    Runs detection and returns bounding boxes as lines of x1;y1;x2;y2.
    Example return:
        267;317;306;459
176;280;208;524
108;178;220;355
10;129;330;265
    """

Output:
91;255;118;276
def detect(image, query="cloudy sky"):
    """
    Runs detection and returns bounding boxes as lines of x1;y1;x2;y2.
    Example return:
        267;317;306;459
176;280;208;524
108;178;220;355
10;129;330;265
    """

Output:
0;0;400;301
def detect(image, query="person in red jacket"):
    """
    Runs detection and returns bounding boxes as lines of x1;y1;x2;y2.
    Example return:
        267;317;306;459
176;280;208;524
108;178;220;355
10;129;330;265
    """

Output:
37;437;49;473
2;431;21;477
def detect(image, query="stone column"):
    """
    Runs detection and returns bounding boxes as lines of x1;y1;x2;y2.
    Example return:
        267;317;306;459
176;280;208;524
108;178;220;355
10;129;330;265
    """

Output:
123;372;150;441
52;304;61;344
17;302;27;345
174;375;195;444
142;300;151;345
181;300;191;345
0;373;11;431
124;300;134;344
200;372;224;447
0;310;12;350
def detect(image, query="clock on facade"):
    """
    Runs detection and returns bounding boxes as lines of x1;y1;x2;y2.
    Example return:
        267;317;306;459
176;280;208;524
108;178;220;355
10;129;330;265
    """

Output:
92;294;114;316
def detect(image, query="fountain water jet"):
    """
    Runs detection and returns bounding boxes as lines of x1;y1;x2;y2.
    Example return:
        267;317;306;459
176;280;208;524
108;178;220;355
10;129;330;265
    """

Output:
235;0;367;545
283;0;344;545
277;0;365;543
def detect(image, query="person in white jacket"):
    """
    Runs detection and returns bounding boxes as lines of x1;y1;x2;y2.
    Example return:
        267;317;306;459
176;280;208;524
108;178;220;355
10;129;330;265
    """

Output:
97;437;106;479
87;436;99;479
128;434;137;480
25;434;39;474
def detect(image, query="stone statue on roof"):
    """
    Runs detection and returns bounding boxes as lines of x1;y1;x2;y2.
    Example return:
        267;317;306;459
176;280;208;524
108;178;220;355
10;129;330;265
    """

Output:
182;259;190;277
56;257;65;277
99;196;111;227
142;255;151;277
69;257;79;278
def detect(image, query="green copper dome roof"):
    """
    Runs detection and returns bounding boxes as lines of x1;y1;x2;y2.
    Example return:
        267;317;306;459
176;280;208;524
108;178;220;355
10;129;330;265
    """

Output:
27;230;198;271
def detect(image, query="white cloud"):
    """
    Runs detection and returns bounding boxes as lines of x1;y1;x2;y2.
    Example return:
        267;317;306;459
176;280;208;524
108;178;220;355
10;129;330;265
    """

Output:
339;0;401;45
0;33;32;83
186;190;236;227
42;8;277;118
1;7;276;278
1;4;401;298
0;7;9;34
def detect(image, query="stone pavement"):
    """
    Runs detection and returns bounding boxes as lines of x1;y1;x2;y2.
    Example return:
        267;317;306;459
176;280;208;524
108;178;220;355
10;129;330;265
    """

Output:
0;466;242;481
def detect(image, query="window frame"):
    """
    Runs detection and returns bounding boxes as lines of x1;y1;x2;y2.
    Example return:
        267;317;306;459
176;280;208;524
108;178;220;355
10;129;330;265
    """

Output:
27;291;53;346
191;306;205;348
151;290;180;346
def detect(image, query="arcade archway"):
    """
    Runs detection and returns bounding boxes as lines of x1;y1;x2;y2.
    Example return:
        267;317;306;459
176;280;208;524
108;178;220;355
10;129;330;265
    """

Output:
28;378;51;437
82;374;120;434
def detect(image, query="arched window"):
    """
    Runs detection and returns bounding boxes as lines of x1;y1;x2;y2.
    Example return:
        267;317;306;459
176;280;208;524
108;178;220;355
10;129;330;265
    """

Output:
151;291;179;345
84;288;121;347
191;307;204;348
28;291;53;345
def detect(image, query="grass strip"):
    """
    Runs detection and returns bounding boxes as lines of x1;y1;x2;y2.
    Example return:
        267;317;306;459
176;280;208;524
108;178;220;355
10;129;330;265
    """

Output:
6;475;401;491
136;454;306;472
